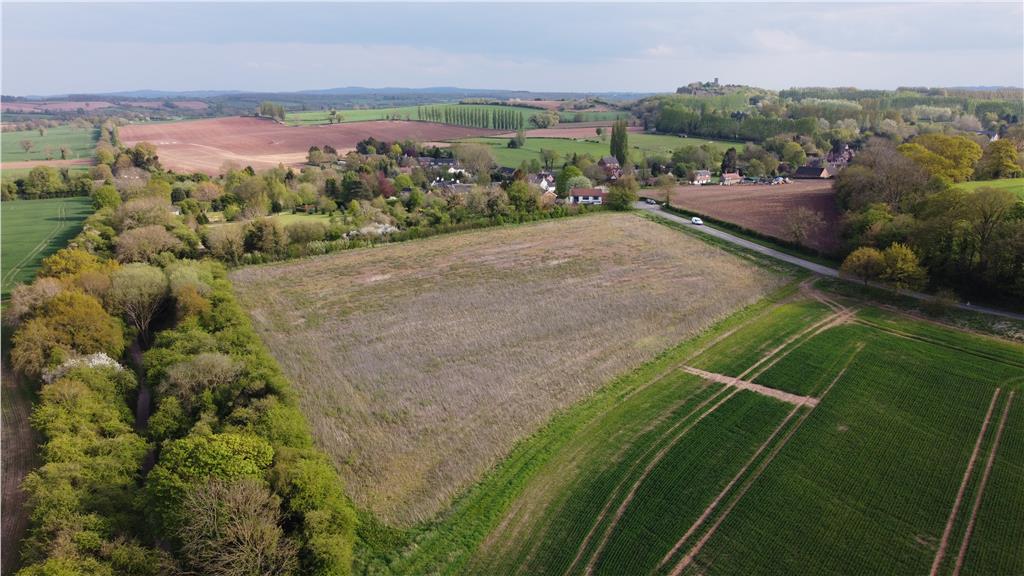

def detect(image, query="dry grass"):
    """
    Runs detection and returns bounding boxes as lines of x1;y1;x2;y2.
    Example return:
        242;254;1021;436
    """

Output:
229;213;784;525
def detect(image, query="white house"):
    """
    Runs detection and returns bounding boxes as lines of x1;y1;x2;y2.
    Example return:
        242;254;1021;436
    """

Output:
567;187;608;205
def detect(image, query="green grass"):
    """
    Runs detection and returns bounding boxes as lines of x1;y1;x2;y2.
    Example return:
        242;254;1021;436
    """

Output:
459;133;739;168
0;197;93;298
956;177;1024;199
285;104;549;126
1;125;98;163
1;166;90;184
557;110;632;123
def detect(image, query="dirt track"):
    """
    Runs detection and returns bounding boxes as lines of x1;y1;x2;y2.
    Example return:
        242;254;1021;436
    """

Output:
668;180;841;253
1;360;37;574
120;116;501;174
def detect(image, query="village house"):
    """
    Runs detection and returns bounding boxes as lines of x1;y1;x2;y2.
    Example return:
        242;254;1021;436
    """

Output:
691;169;712;185
417;156;457;168
567;186;608;205
793;165;833;179
529;172;557;193
598;156;622;179
720;172;742;185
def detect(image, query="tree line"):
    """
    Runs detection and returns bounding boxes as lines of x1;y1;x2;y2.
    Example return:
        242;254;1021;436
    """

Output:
416;105;525;130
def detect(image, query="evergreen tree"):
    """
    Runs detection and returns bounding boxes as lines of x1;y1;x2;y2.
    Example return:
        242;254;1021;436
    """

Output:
610;120;629;165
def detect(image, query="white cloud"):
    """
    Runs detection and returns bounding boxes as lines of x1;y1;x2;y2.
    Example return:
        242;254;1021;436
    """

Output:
749;29;814;53
644;45;675;58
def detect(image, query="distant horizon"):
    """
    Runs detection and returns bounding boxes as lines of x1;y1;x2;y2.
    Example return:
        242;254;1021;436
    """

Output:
5;82;1024;100
3;2;1022;96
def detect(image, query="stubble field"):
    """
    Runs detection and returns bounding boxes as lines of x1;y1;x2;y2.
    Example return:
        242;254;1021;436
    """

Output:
230;213;784;524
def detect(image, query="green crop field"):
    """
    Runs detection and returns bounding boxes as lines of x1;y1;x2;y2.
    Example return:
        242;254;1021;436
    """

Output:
386;278;1024;576
557;110;632;122
458;133;740;168
1;125;98;163
286;103;549;126
956;177;1024;199
0;196;93;298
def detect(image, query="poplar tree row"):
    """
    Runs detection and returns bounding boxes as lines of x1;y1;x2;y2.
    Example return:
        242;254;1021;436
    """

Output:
416;105;525;130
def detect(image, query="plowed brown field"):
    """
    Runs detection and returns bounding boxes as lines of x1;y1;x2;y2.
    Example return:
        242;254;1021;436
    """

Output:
119;116;500;174
668;180;841;253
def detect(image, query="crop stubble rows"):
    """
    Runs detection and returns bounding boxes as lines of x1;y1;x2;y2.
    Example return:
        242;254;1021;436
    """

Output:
230;213;783;524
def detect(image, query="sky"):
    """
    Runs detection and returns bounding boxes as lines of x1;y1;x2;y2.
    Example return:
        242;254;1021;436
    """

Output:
2;2;1023;96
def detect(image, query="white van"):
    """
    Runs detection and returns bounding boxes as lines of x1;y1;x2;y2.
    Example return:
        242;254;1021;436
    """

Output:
691;217;703;225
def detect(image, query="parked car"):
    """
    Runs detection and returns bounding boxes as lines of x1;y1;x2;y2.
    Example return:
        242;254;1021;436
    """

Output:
645;198;658;205
691;217;703;225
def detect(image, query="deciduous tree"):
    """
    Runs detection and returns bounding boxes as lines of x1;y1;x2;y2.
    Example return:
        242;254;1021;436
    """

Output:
840;246;886;286
106;263;168;340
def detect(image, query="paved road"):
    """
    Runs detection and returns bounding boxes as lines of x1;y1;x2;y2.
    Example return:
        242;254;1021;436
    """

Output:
637;203;1024;322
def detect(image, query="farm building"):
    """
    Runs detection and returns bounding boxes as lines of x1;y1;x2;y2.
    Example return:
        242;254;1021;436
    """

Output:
793;165;832;179
567;187;608;205
720;172;742;185
692;170;712;185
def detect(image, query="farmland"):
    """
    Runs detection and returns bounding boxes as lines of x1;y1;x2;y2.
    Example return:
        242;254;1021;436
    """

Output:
118;116;499;174
286;103;628;126
391;281;1023;575
459;132;740;168
286;103;554;126
229;213;784;525
0;125;98;163
0;196;93;298
957;177;1024;199
667;179;842;253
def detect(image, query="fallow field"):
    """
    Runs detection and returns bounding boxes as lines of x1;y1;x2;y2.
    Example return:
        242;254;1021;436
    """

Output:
230;213;785;525
668;179;843;253
394;282;1024;575
118;116;500;174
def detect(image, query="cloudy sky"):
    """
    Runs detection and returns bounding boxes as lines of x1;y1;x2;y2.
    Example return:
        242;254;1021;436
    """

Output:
3;2;1022;95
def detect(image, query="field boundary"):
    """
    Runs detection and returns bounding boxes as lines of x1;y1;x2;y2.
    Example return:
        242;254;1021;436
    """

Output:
681;366;819;407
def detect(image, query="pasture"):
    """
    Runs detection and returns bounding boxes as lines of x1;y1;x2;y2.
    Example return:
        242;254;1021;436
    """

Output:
957;177;1024;199
459;133;739;168
1;125;98;163
668;179;842;253
395;282;1024;575
229;213;784;525
0;196;93;298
